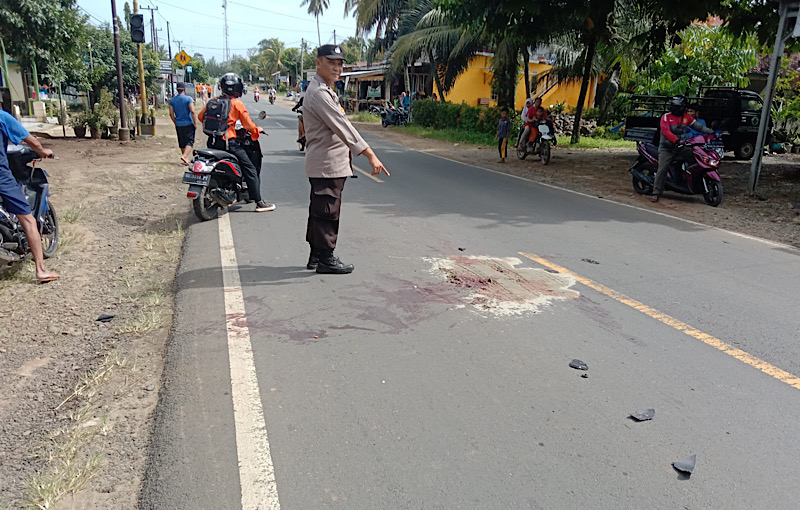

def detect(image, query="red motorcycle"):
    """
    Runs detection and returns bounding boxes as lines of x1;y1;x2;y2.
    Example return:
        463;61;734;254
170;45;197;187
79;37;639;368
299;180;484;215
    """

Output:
253;89;260;102
630;134;724;206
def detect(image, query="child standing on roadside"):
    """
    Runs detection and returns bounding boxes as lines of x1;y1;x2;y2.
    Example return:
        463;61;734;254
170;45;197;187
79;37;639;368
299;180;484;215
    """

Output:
496;107;511;163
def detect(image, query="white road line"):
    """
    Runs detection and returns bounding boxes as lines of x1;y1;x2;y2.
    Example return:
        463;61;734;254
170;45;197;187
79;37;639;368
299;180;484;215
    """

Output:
378;140;798;252
218;212;281;510
274;122;285;128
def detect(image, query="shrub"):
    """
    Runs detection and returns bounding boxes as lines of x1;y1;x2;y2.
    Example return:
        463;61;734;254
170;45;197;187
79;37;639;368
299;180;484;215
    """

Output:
410;99;510;136
583;107;601;121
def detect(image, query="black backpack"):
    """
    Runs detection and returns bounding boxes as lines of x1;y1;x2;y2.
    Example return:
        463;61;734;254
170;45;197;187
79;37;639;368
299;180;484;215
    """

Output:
203;96;232;141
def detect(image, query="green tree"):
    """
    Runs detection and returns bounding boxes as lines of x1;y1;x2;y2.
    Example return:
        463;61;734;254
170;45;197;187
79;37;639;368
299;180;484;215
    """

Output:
123;2;132;31
634;23;759;96
0;0;86;83
341;36;367;63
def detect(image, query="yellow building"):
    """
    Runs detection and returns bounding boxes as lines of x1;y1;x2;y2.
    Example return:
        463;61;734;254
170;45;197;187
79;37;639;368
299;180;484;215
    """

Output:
442;52;597;112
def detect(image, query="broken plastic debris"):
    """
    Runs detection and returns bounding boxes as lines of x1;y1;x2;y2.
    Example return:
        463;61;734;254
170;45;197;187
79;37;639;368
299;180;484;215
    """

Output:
144;384;155;391
496;265;504;272
458;247;466;251
580;373;589;378
96;314;115;322
672;454;697;475
581;258;600;264
630;408;655;421
569;359;588;371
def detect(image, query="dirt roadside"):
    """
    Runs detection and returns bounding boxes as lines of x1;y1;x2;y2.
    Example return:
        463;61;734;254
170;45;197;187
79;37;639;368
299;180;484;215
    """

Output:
0;120;191;509
357;123;800;248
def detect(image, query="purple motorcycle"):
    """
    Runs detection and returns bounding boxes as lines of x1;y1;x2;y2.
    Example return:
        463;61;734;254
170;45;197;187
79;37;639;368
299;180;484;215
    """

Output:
630;134;724;206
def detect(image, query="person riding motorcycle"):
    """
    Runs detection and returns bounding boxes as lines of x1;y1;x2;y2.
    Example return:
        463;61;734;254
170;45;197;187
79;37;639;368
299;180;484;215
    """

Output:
198;72;274;212
253;87;260;101
292;96;305;145
269;86;276;101
652;95;714;202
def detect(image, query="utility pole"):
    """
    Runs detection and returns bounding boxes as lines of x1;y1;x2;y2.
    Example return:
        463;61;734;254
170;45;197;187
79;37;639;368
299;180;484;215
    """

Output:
222;0;230;61
300;38;304;90
749;1;800;192
174;40;183;52
110;0;129;140
140;6;159;52
333;30;337;45
133;0;148;129
166;21;174;94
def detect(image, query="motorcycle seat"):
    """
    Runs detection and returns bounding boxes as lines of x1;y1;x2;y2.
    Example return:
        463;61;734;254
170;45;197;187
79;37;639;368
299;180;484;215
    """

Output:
643;142;658;155
195;148;238;163
7;144;38;166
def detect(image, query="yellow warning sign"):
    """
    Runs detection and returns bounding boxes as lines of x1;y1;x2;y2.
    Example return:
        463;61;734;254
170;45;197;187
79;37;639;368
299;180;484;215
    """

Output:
175;50;191;66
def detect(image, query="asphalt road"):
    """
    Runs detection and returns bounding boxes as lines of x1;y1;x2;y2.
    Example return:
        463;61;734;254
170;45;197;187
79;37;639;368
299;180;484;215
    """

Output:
140;94;800;510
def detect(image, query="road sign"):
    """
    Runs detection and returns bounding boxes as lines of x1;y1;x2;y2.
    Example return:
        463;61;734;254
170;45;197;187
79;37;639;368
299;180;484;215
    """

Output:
175;69;185;78
186;65;193;74
159;59;172;73
175;50;191;66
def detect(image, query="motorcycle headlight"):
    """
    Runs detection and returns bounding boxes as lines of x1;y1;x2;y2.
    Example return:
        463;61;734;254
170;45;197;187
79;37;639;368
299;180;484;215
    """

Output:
701;156;719;167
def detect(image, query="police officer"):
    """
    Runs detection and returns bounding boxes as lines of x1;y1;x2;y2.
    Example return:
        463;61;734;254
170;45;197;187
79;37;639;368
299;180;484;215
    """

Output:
304;44;390;274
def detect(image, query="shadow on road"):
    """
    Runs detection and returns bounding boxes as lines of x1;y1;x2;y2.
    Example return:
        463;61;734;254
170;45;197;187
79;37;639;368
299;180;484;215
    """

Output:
178;265;315;289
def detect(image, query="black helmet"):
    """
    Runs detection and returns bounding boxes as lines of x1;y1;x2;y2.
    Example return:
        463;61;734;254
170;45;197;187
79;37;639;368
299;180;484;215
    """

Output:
219;72;244;97
669;95;688;116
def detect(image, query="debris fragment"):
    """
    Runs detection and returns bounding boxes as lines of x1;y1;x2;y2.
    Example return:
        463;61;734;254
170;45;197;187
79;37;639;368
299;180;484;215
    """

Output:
458;247;466;251
672;454;697;475
96;314;115;323
581;373;589;378
544;268;559;274
630;408;655;421
144;384;155;391
581;258;600;264
569;359;588;371
496;265;504;272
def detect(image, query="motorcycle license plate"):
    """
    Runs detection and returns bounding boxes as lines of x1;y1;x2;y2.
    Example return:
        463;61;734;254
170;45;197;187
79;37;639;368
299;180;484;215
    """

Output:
183;172;210;186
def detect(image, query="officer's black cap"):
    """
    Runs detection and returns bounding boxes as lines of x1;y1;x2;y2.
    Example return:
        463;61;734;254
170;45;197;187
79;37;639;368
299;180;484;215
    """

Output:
317;44;345;60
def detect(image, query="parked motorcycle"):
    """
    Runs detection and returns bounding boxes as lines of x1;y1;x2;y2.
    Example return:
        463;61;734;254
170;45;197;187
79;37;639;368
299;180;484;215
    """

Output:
0;145;58;268
630;134;724;206
185;112;266;221
381;106;408;127
516;121;553;165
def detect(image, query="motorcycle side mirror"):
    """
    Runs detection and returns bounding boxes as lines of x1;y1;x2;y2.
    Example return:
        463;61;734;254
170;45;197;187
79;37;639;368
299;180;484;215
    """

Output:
258;111;267;120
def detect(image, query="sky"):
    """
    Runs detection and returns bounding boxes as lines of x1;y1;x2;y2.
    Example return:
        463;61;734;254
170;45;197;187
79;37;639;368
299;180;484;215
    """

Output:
76;0;361;62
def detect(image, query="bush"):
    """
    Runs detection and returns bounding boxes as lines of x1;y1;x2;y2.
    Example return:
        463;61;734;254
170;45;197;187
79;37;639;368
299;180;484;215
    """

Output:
583;107;601;121
410;99;510;136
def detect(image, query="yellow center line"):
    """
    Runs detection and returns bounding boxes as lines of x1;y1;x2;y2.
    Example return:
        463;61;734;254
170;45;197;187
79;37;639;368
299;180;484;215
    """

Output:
519;251;800;391
352;165;383;183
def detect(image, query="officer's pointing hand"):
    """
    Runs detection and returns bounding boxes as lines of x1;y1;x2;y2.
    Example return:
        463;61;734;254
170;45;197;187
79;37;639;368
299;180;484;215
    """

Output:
369;155;390;177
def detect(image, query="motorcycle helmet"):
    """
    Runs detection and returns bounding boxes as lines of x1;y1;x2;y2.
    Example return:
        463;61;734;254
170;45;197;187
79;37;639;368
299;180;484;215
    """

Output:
669;95;688;116
219;72;244;97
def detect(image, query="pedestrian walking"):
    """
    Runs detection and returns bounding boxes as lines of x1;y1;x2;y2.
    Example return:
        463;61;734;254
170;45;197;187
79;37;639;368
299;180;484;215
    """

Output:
199;84;209;105
303;44;390;274
496;107;511;163
168;82;197;165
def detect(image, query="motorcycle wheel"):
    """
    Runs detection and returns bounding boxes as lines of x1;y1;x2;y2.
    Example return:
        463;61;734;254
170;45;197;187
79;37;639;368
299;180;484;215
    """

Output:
516;144;528;160
631;161;654;195
382;120;389;128
540;141;551;165
193;180;220;221
40;205;59;259
703;179;723;207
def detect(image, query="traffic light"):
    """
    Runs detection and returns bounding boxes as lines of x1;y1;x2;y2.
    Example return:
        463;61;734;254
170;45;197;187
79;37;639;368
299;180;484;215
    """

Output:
130;14;145;44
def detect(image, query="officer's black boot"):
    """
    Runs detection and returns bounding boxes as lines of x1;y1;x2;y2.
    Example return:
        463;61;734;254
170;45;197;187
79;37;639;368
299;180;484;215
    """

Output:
316;250;354;274
306;247;320;270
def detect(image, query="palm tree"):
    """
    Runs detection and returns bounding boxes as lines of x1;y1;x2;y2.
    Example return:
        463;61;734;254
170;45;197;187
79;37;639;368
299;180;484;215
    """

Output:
389;0;482;101
301;0;330;46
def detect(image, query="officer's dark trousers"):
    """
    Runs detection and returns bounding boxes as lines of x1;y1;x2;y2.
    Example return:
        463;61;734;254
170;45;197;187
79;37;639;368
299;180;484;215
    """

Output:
208;138;262;202
306;177;347;252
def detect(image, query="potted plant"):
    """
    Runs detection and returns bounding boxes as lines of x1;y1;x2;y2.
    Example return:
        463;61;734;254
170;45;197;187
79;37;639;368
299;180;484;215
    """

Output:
69;112;88;138
86;111;106;139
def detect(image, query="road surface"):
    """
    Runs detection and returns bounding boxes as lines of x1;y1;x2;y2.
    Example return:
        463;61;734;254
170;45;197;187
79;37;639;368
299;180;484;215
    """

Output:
140;94;800;509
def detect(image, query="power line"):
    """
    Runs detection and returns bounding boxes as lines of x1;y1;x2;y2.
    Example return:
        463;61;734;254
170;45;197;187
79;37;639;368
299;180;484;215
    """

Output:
226;1;355;30
78;6;107;25
154;0;320;33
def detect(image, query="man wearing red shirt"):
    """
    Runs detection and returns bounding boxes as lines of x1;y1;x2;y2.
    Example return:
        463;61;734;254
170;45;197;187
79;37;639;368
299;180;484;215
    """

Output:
653;95;713;202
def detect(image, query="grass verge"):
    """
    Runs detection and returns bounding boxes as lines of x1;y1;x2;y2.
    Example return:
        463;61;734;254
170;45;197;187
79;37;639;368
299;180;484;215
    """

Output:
566;137;636;149
396;125;495;146
349;112;381;123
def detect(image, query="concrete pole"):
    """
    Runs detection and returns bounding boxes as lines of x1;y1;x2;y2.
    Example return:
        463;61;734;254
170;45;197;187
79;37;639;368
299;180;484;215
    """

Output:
111;0;129;140
167;21;174;95
749;1;792;192
134;0;148;129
